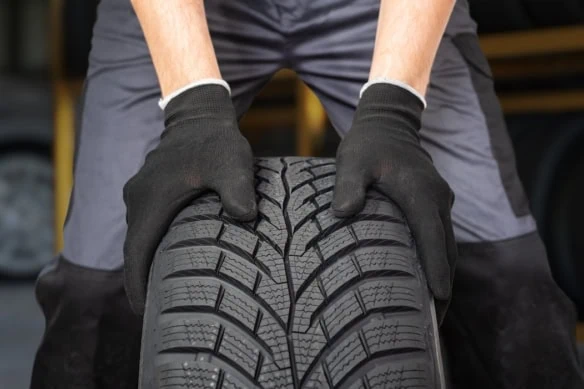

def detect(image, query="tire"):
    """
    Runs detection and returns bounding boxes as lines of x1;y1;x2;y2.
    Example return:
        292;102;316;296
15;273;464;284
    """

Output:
468;0;532;33
522;0;584;28
0;144;53;278
508;115;584;316
139;157;444;389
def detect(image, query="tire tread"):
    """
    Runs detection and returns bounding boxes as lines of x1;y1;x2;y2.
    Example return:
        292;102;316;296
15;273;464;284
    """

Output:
141;158;438;389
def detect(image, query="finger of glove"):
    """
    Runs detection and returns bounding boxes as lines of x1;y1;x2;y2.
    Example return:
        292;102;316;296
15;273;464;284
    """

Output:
409;207;451;301
332;164;370;218
123;189;201;315
215;170;257;221
385;189;451;301
442;211;458;285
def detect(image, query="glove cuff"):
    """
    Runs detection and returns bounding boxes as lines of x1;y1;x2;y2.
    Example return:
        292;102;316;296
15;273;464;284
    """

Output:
360;78;427;109
159;79;231;110
354;83;425;135
163;83;238;128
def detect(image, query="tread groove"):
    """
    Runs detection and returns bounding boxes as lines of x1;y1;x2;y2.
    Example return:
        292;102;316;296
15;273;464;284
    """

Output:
257;189;283;210
215;286;225;312
280;158;300;389
291;171;337;193
322;362;335;389
214;325;225;353
354;290;368;316
359;330;372;359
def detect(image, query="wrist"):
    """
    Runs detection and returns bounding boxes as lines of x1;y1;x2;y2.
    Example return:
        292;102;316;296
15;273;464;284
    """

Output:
159;79;231;110
360;78;427;109
354;83;424;134
163;83;237;126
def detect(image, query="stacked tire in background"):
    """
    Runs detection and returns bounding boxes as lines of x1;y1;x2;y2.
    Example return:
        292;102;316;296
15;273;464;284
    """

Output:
467;0;584;318
508;116;584;318
468;0;584;33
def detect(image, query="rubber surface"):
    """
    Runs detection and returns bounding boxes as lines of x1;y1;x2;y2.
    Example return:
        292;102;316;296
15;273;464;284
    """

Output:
140;157;442;389
522;0;584;28
468;0;532;33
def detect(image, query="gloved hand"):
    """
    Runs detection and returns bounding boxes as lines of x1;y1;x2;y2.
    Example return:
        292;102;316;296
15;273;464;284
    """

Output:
333;83;457;317
123;84;256;315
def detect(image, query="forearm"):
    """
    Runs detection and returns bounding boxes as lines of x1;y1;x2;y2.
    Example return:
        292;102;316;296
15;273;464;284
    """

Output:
369;0;455;96
131;0;221;97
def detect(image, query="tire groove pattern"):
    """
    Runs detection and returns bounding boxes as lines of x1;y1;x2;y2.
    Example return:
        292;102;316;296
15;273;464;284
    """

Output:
141;158;438;389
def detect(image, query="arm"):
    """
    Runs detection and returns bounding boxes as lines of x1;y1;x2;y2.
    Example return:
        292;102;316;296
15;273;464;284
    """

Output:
369;0;455;95
333;0;457;320
124;0;256;315
130;0;221;97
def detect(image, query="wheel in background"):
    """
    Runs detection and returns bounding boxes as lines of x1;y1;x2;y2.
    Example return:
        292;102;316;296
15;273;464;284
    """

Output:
468;0;532;33
0;144;53;278
522;0;584;28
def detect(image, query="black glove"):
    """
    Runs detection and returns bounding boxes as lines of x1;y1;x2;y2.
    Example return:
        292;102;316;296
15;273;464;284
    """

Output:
333;83;457;314
123;84;256;315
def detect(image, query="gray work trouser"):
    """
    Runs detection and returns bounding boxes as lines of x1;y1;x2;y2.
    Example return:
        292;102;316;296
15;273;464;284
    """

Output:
31;0;583;388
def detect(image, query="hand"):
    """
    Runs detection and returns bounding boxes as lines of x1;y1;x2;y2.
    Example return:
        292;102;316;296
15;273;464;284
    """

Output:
123;85;256;314
333;83;456;315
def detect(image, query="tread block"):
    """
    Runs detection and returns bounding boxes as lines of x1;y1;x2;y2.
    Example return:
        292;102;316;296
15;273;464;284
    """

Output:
160;279;220;312
360;279;422;312
219;253;260;291
354;359;429;389
161;220;223;250
362;316;426;354
326;332;367;386
317;227;356;261
354;246;417;276
159;247;222;279
173;198;222;222
220;225;258;255
352;221;411;247
157;318;219;352
218;329;261;377
156;361;220;389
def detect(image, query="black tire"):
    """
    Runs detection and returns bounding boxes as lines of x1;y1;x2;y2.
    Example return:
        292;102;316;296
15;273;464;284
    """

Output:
522;0;584;28
468;0;532;33
139;157;444;389
0;144;53;278
509;115;584;316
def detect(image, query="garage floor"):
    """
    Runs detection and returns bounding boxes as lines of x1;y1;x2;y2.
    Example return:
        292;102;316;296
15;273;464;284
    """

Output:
0;280;44;388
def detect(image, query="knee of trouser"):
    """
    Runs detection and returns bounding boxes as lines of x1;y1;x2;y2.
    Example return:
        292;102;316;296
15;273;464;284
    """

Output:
454;232;575;315
36;255;126;322
454;232;561;300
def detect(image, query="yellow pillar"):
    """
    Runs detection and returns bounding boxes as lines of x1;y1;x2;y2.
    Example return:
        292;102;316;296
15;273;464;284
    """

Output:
52;82;75;253
296;81;328;157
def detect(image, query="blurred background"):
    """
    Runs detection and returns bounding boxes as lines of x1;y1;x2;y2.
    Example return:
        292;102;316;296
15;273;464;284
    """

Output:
0;0;583;387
